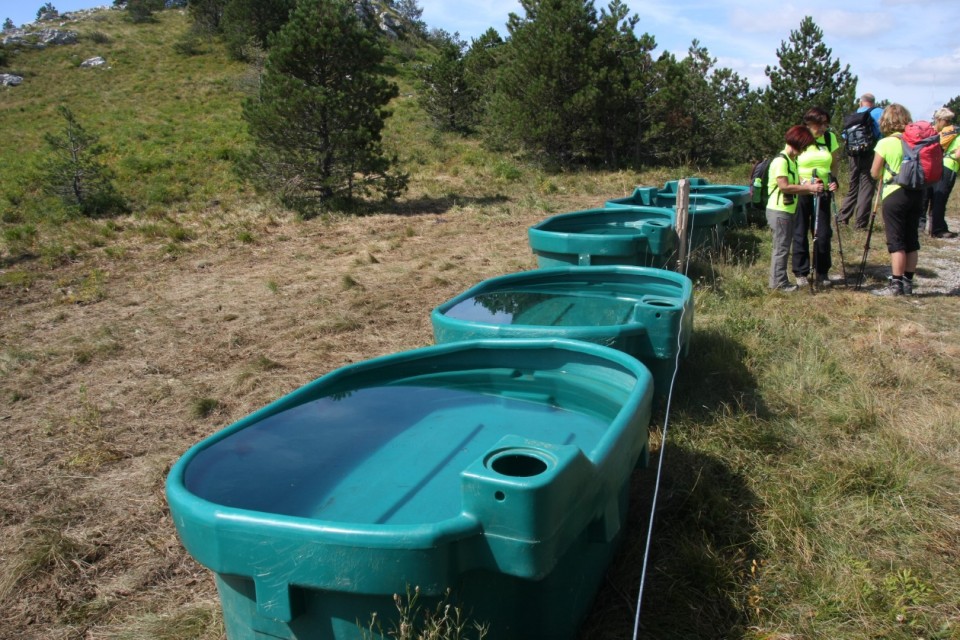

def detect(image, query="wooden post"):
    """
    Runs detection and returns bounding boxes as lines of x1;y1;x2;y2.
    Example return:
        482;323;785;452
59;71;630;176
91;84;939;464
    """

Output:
675;179;689;272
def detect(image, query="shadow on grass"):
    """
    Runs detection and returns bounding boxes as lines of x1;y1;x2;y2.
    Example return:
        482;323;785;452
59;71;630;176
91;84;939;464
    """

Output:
580;329;766;639
719;228;764;267
378;193;511;216
580;446;759;640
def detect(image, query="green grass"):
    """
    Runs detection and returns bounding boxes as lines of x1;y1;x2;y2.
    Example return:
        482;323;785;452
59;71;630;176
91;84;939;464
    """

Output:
1;10;249;258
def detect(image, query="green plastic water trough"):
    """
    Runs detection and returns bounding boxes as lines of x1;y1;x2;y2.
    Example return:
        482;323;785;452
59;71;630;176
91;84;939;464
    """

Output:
660;178;753;225
431;266;692;396
604;187;733;250
527;206;677;269
166;339;653;640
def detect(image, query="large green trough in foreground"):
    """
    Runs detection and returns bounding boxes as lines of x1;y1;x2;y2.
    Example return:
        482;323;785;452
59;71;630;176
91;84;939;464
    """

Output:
166;339;653;640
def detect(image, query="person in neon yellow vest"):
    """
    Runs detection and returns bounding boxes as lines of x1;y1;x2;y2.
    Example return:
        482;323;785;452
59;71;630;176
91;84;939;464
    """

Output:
767;125;825;291
793;107;840;288
926;108;959;238
869;104;922;296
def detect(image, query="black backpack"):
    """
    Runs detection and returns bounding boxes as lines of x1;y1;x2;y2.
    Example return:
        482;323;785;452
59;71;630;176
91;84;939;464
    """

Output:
842;109;877;156
750;152;790;210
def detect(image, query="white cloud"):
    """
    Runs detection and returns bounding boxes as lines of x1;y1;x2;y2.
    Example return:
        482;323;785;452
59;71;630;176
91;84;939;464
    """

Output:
815;11;891;38
877;48;960;86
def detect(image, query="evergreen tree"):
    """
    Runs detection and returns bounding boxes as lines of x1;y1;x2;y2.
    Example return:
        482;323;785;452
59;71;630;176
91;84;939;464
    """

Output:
487;0;603;166
3;17;15;31
393;0;426;39
40;106;125;217
221;0;295;60
119;0;165;23
764;17;857;144
241;0;407;215
187;0;227;33
463;28;504;138
588;0;656;167
416;31;478;133
36;3;58;21
945;95;960;117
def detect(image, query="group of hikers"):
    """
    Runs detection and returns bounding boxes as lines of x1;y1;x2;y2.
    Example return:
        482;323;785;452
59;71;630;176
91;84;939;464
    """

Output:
764;93;960;296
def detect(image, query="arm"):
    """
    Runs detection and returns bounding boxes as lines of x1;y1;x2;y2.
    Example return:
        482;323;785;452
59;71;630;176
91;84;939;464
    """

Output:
828;148;839;191
776;176;822;195
870;151;885;181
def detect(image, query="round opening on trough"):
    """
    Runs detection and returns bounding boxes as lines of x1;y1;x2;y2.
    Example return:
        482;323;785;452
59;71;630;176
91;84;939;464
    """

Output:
489;451;549;477
494;491;506;501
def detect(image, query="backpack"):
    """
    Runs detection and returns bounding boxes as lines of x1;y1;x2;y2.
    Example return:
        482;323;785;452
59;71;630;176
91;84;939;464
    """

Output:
750;152;791;209
940;124;958;153
885;121;943;190
842;109;877;156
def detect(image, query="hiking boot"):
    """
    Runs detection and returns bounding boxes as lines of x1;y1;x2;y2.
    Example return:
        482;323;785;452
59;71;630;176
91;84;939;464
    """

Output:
872;278;904;297
815;274;832;287
932;230;958;239
796;275;809;287
776;284;799;293
902;278;914;296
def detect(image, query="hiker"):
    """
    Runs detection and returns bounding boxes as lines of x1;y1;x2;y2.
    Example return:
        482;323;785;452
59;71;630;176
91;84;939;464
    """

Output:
869;104;922;296
767;125;824;292
925;108;959;238
793;107;839;288
838;93;883;228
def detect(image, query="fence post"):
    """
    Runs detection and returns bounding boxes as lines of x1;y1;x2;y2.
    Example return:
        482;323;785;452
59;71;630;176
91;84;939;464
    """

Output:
675;179;689;271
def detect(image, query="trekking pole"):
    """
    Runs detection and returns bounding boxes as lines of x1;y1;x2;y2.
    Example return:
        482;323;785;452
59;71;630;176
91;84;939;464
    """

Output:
855;179;883;291
810;170;820;293
829;173;848;286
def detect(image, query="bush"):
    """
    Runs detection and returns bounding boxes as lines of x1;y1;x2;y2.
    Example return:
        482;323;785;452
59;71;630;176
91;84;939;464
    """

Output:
39;106;127;217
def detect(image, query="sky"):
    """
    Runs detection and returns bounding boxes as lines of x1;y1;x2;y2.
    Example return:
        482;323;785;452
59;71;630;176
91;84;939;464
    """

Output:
3;0;958;120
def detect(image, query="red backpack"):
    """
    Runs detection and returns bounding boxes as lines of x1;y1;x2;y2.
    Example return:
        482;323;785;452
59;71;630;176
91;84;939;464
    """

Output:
887;121;943;189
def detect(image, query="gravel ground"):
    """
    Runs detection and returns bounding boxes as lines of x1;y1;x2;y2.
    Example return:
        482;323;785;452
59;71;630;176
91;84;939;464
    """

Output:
838;211;960;297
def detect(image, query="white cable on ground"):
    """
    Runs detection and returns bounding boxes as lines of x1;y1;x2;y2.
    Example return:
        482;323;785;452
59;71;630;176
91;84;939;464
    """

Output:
630;195;702;639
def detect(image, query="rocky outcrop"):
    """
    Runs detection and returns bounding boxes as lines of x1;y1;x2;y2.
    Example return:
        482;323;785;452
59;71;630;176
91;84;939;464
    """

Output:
0;74;24;86
81;56;107;68
2;28;79;48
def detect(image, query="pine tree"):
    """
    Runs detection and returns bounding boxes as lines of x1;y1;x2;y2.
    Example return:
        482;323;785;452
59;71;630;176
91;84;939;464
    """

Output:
221;0;295;60
945;95;960;117
241;0;407;215
487;0;602;166
416;31;478;133
3;17;15;31
463;28;504;138
186;0;227;33
764;17;857;142
36;3;58;21
39;106;126;217
588;0;656;167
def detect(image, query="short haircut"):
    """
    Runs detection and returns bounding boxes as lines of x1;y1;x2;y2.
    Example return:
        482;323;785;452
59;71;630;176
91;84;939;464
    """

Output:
803;106;831;125
880;104;911;136
860;93;876;105
934;107;955;122
785;124;815;151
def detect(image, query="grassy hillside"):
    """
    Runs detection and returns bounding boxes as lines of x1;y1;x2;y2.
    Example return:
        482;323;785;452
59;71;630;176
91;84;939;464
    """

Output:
2;7;960;640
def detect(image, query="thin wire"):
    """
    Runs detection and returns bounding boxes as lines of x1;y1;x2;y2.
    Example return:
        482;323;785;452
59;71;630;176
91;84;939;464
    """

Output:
630;194;701;639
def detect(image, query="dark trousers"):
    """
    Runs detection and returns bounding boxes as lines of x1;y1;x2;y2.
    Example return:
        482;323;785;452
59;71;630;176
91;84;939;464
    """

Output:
793;193;832;277
929;168;956;235
838;154;877;228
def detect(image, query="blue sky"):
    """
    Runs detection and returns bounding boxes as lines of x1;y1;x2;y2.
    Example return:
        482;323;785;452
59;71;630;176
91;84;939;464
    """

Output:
4;0;958;120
